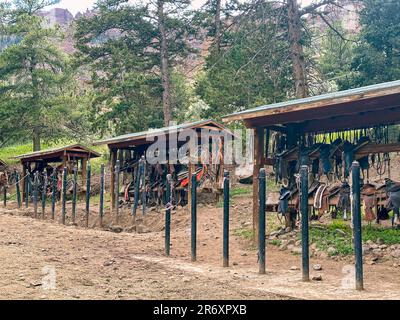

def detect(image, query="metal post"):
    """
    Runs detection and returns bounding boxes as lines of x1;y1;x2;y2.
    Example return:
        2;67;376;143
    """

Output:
140;157;146;215
99;164;105;227
191;173;197;262
51;171;57;220
258;168;266;274
3;185;6;207
15;170;21;209
25;174;30;208
72;166;77;224
300;165;310;282
115;160;120;220
42;170;47;218
61;167;67;225
85;162;91;228
223;170;230;267
133;164;140;216
33;172;39;218
352;161;364;291
165;174;172;256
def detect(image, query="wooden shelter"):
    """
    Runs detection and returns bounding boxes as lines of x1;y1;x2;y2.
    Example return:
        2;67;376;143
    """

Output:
222;80;400;233
0;159;6;170
94;119;234;209
14;144;101;195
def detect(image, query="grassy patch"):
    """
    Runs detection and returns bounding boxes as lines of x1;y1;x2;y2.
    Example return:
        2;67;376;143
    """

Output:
234;228;254;240
217;185;252;207
269;239;282;246
230;185;252;197
306;220;400;256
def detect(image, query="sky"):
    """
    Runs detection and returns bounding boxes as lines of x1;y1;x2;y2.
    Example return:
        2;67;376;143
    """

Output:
47;0;314;15
47;0;209;15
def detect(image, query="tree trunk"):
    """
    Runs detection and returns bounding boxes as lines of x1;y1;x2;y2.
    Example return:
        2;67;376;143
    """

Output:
33;127;41;151
287;0;308;98
157;0;171;126
215;0;222;52
30;54;41;151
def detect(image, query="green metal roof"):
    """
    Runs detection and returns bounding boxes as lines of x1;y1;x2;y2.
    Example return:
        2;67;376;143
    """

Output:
222;80;400;122
13;144;101;160
93;119;232;146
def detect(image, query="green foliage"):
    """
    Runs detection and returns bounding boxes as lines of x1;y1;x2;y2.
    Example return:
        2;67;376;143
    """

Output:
0;1;85;150
350;0;400;86
318;23;357;91
233;227;254;240
74;0;196;137
195;1;293;119
307;220;400;256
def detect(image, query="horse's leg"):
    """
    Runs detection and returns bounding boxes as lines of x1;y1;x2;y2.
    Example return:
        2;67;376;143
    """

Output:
343;209;347;221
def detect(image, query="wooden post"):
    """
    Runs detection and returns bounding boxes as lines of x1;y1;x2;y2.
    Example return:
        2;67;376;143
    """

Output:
22;164;27;200
81;158;87;187
85;162;91;227
253;127;265;243
110;149;117;210
99;164;105;227
16;170;21;209
42;170;47;218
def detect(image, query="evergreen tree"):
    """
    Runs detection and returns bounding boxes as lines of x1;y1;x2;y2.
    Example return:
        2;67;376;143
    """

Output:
0;0;77;150
350;0;400;86
74;0;195;136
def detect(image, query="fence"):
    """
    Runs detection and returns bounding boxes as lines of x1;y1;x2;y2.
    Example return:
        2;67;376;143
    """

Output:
0;161;365;291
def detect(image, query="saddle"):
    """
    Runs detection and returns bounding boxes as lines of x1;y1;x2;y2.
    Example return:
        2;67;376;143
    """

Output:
385;179;400;212
337;181;351;213
313;184;328;210
278;186;291;215
361;183;377;222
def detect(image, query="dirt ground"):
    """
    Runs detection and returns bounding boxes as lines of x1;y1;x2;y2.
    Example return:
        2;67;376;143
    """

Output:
1;193;400;300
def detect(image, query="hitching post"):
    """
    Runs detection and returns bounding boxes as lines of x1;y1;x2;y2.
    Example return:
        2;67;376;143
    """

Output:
51;171;57;220
352;161;364;291
42;170;47;218
115;160;120;220
85;162;91;228
165;174;172;256
258;168;266;274
3;185;6;208
25;174;30;208
61;167;67;225
223;170;230;267
132;163;140;216
15;170;21;208
300;165;310;282
140;157;146;215
191;173;197;262
33;172;39;218
72;166;77;224
99;164;105;227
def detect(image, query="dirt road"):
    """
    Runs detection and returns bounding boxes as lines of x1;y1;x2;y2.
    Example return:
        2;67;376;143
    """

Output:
0;198;399;300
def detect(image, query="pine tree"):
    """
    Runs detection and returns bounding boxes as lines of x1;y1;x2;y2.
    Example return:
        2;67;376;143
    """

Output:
0;0;75;150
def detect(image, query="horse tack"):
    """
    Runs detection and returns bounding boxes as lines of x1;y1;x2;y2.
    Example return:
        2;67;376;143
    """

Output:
361;183;377;223
385;178;400;226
